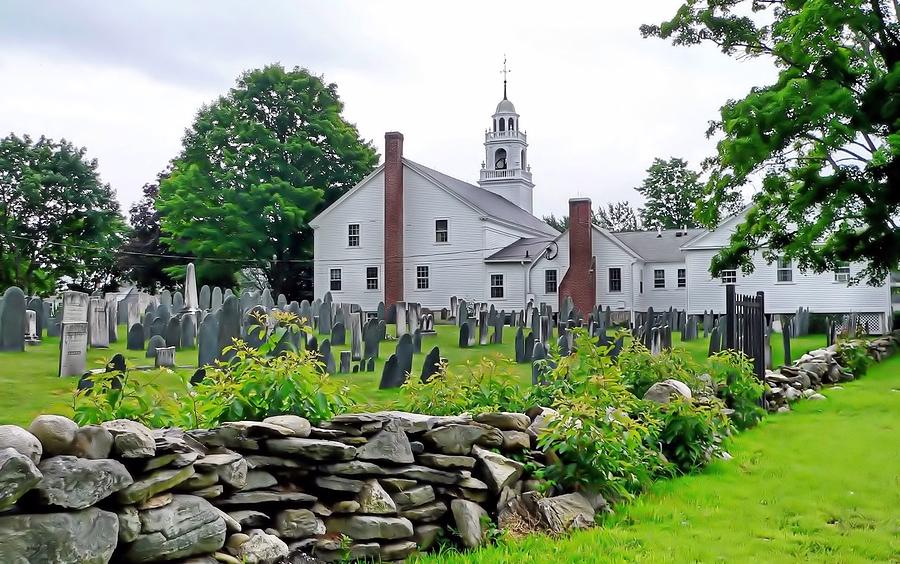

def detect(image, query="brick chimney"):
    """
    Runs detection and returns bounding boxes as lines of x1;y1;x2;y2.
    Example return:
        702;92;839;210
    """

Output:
383;132;404;308
558;197;596;315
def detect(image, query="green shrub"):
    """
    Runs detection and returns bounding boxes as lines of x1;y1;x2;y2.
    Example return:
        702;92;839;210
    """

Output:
706;350;766;430
835;339;872;377
398;356;527;416
74;311;356;428
618;341;704;399
654;397;733;473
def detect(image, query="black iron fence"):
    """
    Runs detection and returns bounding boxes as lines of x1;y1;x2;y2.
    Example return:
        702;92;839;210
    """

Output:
725;285;766;379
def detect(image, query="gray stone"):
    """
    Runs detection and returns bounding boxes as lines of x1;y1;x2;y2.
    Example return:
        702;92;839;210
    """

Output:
195;452;248;489
102;419;157;458
228;510;270;530
275;509;323;539
422;423;493;455
319;460;387;477
59;322;89;377
127;323;145;350
118;506;142;543
235;532;289;563
0;447;41;511
379;353;406;389
643;379;692;404
416;453;476;470
316;475;365;493
0;425;42;463
35;455;133;509
0;507;118;564
213;491;316;507
198;314;219;368
501;430;531;451
473;412;530;431
379;540;418;560
414;523;443;550
400;500;447;523
28;414;78;456
146;334;167;358
356;420;414;464
117;465;196;504
356;479;397;515
391;484;435;509
241;470;278;491
471;445;524;493
325;515;414;540
266;438;356;461
450;499;488;549
126;494;227;563
261;415;311;437
393;464;462;485
536;492;596;533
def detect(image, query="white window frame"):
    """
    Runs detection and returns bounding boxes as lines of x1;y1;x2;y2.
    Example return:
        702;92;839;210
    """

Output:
677;268;686;288
347;223;360;248
490;273;504;298
416;265;430;290
654;269;665;289
365;266;379;291
721;269;737;285
435;218;449;244
545;269;558;294
608;267;622;293
329;268;342;292
776;257;793;283
834;261;850;283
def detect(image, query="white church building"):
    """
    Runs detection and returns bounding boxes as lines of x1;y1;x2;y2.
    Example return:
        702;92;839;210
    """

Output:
310;87;894;333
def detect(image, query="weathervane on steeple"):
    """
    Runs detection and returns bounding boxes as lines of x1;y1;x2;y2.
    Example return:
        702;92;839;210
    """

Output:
500;55;511;100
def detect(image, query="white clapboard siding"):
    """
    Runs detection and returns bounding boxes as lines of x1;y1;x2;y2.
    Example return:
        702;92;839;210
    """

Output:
636;261;688;312
528;231;569;311
595;228;639;313
684;249;891;319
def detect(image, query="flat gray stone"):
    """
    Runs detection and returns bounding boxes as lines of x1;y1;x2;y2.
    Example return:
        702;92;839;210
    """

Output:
262;415;311;437
325;515;413;540
275;508;324;539
235;532;288;563
117;465;196;504
35;455;133;509
473;412;530;431
213;490;316;507
266;438;356;461
472;445;524;493
355;420;414;464
126;494;226;562
102;419;157;458
391;485;435;509
416;453;476;470
356;479;396;515
0;507;118;564
195;452;247;489
451;499;487;548
400;500;447;523
69;425;114;459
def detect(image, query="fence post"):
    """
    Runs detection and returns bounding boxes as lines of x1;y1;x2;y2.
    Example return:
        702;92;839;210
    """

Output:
755;291;765;378
725;284;736;350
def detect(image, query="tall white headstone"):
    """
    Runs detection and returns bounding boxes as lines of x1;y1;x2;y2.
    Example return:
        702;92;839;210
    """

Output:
184;263;200;312
59;322;89;377
61;291;89;323
88;297;110;348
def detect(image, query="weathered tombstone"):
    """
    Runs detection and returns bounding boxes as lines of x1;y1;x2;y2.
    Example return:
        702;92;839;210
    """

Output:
277;293;288;310
190;368;206;385
199;285;211;311
165;317;182;349
456;300;467;327
524;331;536;362
319;302;333;335
217;295;241;362
420;346;441;383
172;291;185;313
708;325;720;356
149;316;165;339
557;332;570;357
363;319;381;360
492;313;504;345
146;335;167;358
306;334;318;354
532;342;548;385
450;296;458;319
26;297;43;338
211;287;223;310
181;315;197;349
478;311;489;345
396;333;414;379
126;323;144;351
466;316;477;347
156;346;176;368
412;329;422;354
156;303;172;328
331;322;346;347
780;315;792;365
650;327;660;355
379;354;406;389
24;310;38;344
58;322;89;377
514;327;525;363
47;317;60;337
127;299;141;331
458;322;470;348
394;302;408;338
377;302;386;322
366;357;375;372
159;289;172;309
319;339;336;374
261;289;275;311
339;351;351;374
86;297;109;348
350;314;364;361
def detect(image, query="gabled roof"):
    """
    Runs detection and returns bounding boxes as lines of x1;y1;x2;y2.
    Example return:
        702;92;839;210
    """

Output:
610;229;706;262
405;160;559;237
485;237;553;262
678;206;751;250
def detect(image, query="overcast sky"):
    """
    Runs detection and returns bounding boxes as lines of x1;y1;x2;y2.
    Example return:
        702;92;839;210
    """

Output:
0;1;776;218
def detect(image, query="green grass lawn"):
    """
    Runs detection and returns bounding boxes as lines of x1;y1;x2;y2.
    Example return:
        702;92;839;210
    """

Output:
0;322;831;427
416;355;900;563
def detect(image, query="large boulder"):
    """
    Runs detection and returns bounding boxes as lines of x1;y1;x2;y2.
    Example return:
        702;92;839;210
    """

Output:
35;455;133;509
0;425;42;463
124;494;226;562
28;415;78;457
643;379;692;404
0;447;42;511
473;412;530;431
450;499;488;549
0;507;119;563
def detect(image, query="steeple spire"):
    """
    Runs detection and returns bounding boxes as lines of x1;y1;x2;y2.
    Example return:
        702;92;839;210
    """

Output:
500;55;510;100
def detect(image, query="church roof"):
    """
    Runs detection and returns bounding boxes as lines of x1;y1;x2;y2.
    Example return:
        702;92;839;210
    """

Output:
609;228;706;262
405;159;559;237
485;237;553;262
495;98;516;114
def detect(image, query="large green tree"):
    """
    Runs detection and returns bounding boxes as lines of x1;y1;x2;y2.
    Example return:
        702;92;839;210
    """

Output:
596;201;641;231
158;64;378;298
0;134;127;294
643;1;900;283
636;157;714;229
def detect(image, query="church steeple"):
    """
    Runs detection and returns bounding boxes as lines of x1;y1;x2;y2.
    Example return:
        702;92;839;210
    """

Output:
479;57;534;213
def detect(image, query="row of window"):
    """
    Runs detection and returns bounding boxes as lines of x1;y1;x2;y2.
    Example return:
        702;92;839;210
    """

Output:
329;261;854;293
347;220;449;247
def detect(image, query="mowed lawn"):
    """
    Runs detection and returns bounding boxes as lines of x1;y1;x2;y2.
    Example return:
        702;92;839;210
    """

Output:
416;355;900;564
0;322;830;427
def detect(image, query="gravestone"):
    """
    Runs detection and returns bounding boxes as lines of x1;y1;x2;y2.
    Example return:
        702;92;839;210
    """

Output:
146;335;166;358
149;317;165;338
127;299;141;331
319;339;335;374
165;317;182;349
524;331;536;362
261;289;275;311
58;322;89;377
105;354;126;389
126;323;144;351
277;293;288;310
420;346;441;383
331;322;346;347
514;327;525;363
365;357;374;372
211;287;223;310
780;314;792;365
396;333;414;379
707;325;720;356
300;300;313;326
379;354;406;389
190;368;206;385
155;347;176;368
306;334;318;354
412;329;422;354
557;332;570;357
466;316;477;347
456;300;467;327
24;310;38;343
376;302;386;322
218;296;241;361
478;311;489;345
318;302;332;335
350;314;364;361
363;319;381;360
87;297;109;348
27;297;43;338
395;302;408;338
492;314;504;345
450;296;458;319
407;304;420;335
458;323;470;348
156;304;172;328
181;315;197;349
339;351;351;374
531;342;548;385
159;290;172;309
172;291;184;313
199;285;211;311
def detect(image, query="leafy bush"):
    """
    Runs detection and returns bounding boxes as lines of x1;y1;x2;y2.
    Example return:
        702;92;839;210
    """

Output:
835;339;872;378
74;311;356;428
653;397;733;473
398;356;527;416
617;341;704;399
706;350;766;430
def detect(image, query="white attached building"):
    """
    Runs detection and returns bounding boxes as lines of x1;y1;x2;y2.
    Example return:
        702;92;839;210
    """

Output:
310;89;894;333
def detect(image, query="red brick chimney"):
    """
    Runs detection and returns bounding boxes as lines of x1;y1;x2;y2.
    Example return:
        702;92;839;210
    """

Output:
383;132;404;308
558;197;596;315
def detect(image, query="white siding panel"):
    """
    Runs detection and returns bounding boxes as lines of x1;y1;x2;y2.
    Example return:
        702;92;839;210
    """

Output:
639;262;688;311
529;232;569;311
594;229;637;313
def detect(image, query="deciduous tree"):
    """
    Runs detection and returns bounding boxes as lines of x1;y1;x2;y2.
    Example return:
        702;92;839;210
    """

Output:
636;158;710;230
596;201;641;231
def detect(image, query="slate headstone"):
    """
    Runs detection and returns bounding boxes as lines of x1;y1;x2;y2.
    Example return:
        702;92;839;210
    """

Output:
412;329;422;354
339;350;351;374
379;353;406;389
331;322;346;347
366;357;375;372
319;339;335;374
514;327;525;363
165;317;182;350
181;314;197;349
190;368;207;385
458;323;470;348
396;333;414;380
126;323;144;351
420;346;441;383
217;295;241;361
199;285;211;311
146;334;167;358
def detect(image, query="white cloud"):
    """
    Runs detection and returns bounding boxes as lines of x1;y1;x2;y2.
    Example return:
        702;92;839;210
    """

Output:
0;0;777;216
